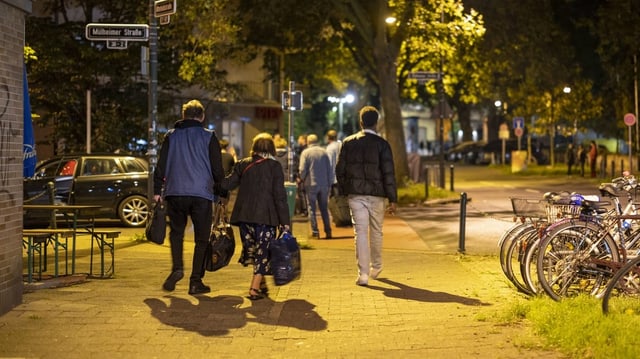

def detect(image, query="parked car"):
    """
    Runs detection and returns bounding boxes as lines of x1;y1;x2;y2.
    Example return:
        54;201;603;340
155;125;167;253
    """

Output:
24;154;149;227
446;141;490;165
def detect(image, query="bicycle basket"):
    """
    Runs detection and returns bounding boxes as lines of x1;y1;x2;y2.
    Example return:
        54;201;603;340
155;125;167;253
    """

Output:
545;203;581;223
510;198;546;219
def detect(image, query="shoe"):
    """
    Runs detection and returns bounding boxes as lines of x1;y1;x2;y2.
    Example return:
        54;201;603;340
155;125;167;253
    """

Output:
311;232;320;239
247;287;265;301
260;279;269;297
188;281;211;295
162;270;184;291
325;233;332;239
356;274;369;286
370;267;383;279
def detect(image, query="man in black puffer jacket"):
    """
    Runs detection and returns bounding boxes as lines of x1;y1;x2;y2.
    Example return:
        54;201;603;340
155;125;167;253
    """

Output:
335;106;397;287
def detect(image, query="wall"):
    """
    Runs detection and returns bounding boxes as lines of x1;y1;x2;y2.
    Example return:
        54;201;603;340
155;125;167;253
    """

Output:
0;0;31;316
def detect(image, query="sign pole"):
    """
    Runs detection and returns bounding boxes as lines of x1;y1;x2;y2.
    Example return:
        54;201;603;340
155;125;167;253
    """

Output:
147;0;159;201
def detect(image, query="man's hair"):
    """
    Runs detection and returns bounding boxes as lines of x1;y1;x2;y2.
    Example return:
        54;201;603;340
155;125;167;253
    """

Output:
327;130;337;141
275;137;287;148
251;132;276;156
359;106;380;128
306;134;318;145
182;99;205;120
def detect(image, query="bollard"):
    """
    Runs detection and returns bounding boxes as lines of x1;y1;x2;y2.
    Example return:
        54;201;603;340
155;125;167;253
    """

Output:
458;192;467;254
449;165;454;192
611;160;615;178
424;167;429;200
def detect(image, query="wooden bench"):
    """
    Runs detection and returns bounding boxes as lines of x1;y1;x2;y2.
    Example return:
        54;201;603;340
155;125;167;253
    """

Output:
22;229;75;283
90;230;120;278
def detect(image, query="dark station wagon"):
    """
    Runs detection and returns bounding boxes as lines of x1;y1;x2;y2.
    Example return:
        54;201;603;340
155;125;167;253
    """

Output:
24;154;150;227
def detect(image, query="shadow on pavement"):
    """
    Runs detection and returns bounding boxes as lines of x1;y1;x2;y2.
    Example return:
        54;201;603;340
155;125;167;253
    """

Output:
144;295;327;336
367;278;490;306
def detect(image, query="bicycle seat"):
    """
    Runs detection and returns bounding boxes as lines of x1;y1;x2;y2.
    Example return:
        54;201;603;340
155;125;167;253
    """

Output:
598;183;620;198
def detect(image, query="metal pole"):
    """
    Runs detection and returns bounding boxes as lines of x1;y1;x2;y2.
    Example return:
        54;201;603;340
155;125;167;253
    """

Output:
458;192;467;254
338;100;343;139
449;164;454;192
438;9;445;189
424;167;429;200
86;89;91;153
635;54;639;172
287;81;295;183
147;1;158;202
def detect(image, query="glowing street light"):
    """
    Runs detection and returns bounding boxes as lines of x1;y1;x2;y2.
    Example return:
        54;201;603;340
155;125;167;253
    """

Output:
328;94;355;139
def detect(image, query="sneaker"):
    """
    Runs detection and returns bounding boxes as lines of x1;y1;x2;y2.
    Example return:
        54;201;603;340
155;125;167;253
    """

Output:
188;281;211;295
311;232;320;239
325;233;332;239
370;267;383;279
162;270;184;291
356;274;369;286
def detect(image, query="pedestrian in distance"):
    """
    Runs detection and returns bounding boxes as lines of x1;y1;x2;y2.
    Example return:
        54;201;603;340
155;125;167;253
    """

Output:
577;144;587;177
221;132;291;300
589;140;598;178
299;133;333;239
325;129;341;191
565;143;576;175
219;138;236;176
336;106;397;286
154;99;226;295
274;136;289;178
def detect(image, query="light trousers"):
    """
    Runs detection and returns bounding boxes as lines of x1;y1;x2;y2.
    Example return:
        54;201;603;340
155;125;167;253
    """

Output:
348;195;385;276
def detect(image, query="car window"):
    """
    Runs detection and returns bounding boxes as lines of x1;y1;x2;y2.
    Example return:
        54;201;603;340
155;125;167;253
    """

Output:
82;159;118;176
121;158;147;173
59;160;77;176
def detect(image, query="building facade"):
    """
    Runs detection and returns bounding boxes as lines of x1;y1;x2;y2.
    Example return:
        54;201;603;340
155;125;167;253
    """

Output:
0;0;32;316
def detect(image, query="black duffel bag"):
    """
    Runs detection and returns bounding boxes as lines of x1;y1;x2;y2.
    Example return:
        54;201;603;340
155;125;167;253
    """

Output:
269;229;301;286
145;200;166;245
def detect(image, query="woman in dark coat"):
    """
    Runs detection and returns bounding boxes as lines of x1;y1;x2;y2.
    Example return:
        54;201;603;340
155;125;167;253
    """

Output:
222;133;290;300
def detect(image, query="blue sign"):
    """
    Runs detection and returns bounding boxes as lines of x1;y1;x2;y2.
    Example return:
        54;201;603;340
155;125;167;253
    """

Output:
513;117;524;129
23;66;37;178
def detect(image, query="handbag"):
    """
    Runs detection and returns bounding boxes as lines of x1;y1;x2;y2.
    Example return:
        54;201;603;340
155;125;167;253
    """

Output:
204;202;235;272
269;229;301;286
145;200;166;245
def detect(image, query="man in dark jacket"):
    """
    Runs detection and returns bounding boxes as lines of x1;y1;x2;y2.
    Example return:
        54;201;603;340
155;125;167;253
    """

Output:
336;106;397;286
154;99;225;295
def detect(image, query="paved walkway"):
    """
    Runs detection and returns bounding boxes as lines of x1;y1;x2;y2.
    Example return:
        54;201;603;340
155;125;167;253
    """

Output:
0;205;565;358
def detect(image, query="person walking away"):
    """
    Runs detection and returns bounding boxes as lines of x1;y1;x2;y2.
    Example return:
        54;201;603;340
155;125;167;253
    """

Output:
589;141;598;178
220;139;236;176
299;134;333;239
293;134;308;216
274;137;289;178
325;129;341;192
565;143;576;175
154;99;225;295
336;106;397;286
221;133;291;300
577;144;587;177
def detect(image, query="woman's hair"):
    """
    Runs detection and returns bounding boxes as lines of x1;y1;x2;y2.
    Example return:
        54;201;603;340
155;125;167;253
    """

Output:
251;132;276;156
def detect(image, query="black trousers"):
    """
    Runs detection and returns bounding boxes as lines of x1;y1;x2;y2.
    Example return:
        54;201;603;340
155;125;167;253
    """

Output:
165;196;213;282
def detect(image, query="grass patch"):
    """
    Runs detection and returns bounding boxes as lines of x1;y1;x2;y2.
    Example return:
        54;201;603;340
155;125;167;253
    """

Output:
498;295;640;358
397;182;458;205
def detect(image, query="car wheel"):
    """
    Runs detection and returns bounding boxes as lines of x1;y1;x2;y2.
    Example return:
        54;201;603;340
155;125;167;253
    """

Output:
118;195;149;227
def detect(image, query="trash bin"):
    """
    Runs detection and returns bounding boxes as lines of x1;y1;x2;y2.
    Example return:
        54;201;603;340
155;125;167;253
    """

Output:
284;181;297;224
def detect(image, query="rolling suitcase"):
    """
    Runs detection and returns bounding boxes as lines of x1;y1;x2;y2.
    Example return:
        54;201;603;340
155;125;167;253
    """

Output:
329;194;351;227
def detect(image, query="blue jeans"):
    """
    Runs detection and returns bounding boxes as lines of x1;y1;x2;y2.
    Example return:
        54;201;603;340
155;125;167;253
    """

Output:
348;195;385;276
306;185;331;236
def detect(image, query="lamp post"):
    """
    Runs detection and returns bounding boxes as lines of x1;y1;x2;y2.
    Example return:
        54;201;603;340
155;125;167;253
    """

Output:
549;86;571;168
328;94;355;139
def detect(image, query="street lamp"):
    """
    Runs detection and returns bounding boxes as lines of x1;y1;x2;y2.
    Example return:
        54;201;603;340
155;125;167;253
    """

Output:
549;86;571;167
328;94;355;139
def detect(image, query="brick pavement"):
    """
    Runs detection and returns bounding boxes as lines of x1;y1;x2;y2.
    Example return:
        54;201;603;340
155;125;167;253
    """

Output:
0;211;563;358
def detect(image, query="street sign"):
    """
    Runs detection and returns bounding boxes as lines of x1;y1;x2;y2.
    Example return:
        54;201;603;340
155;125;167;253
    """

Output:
85;23;149;42
106;40;127;50
624;113;636;126
159;15;171;25
514;127;524;137
408;71;441;81
513;116;524;129
281;91;303;111
154;0;176;18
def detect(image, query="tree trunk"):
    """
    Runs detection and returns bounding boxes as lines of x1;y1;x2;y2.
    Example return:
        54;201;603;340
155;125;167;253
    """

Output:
373;34;409;185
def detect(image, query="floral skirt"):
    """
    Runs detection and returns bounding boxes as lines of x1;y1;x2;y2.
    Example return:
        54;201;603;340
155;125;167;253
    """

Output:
237;222;275;275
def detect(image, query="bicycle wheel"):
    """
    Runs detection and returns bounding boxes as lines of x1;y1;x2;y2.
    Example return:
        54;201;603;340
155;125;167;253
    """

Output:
504;226;538;295
536;220;620;301
602;255;640;314
499;222;533;282
520;235;543;295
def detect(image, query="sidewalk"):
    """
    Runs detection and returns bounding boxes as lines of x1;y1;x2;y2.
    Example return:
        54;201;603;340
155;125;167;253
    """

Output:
0;212;562;358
